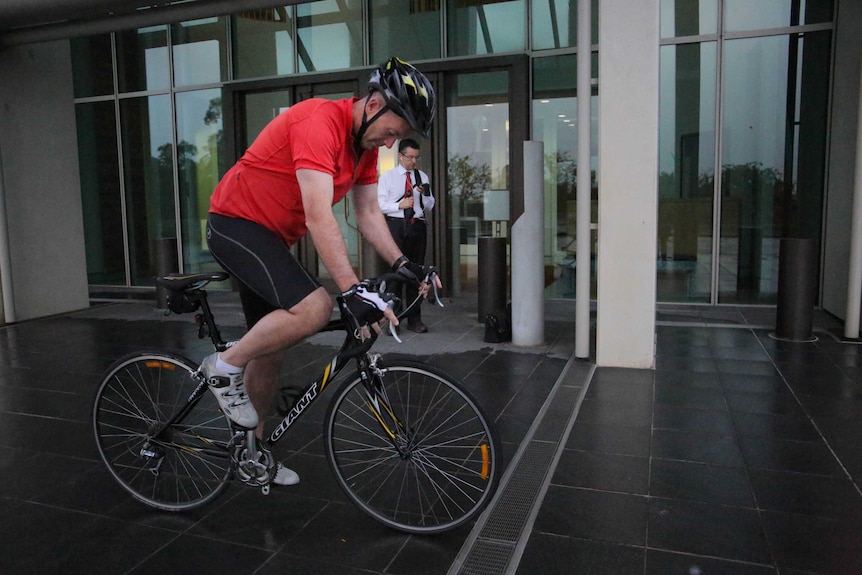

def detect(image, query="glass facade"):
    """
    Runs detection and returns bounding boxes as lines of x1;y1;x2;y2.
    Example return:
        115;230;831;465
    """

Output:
116;26;169;93
233;8;296;79
446;70;510;294
447;0;526;56
659;0;833;304
297;0;364;72
369;0;442;62
533;53;599;299
69;0;834;309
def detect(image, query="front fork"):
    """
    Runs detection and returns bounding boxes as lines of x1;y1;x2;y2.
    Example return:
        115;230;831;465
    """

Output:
360;354;411;456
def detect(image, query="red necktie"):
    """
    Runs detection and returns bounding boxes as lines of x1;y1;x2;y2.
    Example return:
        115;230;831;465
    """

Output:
404;172;414;223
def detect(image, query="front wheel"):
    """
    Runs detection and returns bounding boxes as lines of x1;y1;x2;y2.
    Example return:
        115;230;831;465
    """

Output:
92;351;233;511
324;361;502;534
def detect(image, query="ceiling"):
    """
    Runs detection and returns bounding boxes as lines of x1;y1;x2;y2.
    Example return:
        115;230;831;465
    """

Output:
0;0;304;46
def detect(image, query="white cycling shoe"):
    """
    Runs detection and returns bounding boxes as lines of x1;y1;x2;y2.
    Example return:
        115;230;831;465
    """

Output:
271;462;300;486
200;353;259;429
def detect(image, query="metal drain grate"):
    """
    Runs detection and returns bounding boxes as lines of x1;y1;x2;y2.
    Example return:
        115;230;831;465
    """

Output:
448;359;595;575
477;441;557;542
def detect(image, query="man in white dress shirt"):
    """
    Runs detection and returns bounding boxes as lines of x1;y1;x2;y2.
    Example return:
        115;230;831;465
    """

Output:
378;138;435;332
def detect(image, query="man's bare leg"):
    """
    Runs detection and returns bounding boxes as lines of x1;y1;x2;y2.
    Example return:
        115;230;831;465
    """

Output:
220;287;332;425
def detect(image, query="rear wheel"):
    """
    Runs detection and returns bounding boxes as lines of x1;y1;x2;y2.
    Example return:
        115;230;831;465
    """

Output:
324;361;502;534
93;352;233;511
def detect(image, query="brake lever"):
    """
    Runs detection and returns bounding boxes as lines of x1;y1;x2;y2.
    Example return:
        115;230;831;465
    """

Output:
426;271;444;308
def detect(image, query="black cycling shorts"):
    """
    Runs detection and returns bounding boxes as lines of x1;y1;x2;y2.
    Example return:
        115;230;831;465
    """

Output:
206;213;321;328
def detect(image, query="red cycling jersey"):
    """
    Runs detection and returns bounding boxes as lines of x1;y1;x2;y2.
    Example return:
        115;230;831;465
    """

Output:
209;97;379;246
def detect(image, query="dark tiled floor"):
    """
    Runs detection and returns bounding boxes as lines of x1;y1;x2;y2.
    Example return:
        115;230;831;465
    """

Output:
1;296;861;574
518;308;862;575
0;294;571;575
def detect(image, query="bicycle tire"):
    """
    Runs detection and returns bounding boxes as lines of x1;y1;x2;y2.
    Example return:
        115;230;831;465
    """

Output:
324;360;502;534
92;351;233;511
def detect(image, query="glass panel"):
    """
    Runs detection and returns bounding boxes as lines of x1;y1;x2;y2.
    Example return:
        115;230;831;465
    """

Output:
660;0;718;38
119;95;176;286
176;89;226;274
70;34;114;98
244;91;292;150
719;32;830;303
533;55;598;300
233;7;296;79
116;25;169;93
76;101;124;284
446;70;509;295
658;42;717;303
724;0;833;32
447;0;525;56
172;17;229;87
296;0;363;72
532;0;599;50
369;0;442;62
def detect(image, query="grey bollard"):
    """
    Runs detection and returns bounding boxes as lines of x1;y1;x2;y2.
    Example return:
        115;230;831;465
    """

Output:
774;238;818;341
478;236;507;324
154;237;178;310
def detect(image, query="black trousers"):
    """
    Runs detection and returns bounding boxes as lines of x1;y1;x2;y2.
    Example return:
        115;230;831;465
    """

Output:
386;217;427;321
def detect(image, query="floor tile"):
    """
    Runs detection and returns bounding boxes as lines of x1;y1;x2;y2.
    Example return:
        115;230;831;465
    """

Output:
647;498;770;563
646;549;776;574
552;449;649;494
762;511;862;575
517;533;644;575
654;383;728;410
127;532;273;575
749;469;862;519
650;459;754;507
738;435;846;476
533;485;648;545
189;488;328;550
652;428;746;467
385;525;474;575
256;552;380;575
17;515;179;575
281;500;410;570
730;410;820;441
564;421;651;457
654;404;735;434
576;398;652;427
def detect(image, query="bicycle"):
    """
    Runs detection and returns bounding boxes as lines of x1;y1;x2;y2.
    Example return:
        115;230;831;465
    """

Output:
92;269;502;534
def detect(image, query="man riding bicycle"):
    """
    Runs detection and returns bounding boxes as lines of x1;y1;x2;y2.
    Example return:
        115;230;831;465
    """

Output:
203;57;439;486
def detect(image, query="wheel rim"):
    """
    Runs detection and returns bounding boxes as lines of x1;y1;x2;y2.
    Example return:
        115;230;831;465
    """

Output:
327;365;499;533
93;354;232;511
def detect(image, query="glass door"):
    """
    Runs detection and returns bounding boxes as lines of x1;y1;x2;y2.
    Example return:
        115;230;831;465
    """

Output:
445;69;510;296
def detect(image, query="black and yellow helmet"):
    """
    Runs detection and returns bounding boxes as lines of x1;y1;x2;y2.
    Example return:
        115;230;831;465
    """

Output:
368;57;436;137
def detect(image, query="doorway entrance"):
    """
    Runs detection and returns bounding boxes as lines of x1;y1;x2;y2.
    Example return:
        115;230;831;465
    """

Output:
223;56;528;298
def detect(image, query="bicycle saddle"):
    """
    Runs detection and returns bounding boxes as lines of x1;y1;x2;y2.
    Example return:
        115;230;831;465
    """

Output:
156;272;230;291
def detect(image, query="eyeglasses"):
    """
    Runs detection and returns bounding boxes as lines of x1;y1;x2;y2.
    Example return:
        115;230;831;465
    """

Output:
400;153;420;161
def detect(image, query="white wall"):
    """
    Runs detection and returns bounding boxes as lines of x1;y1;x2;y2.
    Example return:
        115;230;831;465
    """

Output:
596;0;659;368
822;0;862;321
0;40;89;321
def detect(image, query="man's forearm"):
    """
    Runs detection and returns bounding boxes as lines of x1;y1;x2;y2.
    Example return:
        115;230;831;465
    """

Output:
306;216;360;292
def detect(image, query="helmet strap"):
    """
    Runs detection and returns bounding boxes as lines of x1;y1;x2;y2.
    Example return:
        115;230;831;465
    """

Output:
353;93;391;149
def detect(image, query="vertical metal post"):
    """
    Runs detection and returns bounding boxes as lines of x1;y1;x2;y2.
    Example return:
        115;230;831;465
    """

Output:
477;236;506;324
575;0;592;358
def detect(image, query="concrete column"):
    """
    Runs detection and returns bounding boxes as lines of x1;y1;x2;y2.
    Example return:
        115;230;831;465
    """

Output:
596;0;659;368
511;141;544;346
844;59;862;339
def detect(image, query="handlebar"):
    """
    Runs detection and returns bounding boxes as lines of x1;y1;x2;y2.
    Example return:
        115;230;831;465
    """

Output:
335;267;443;344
